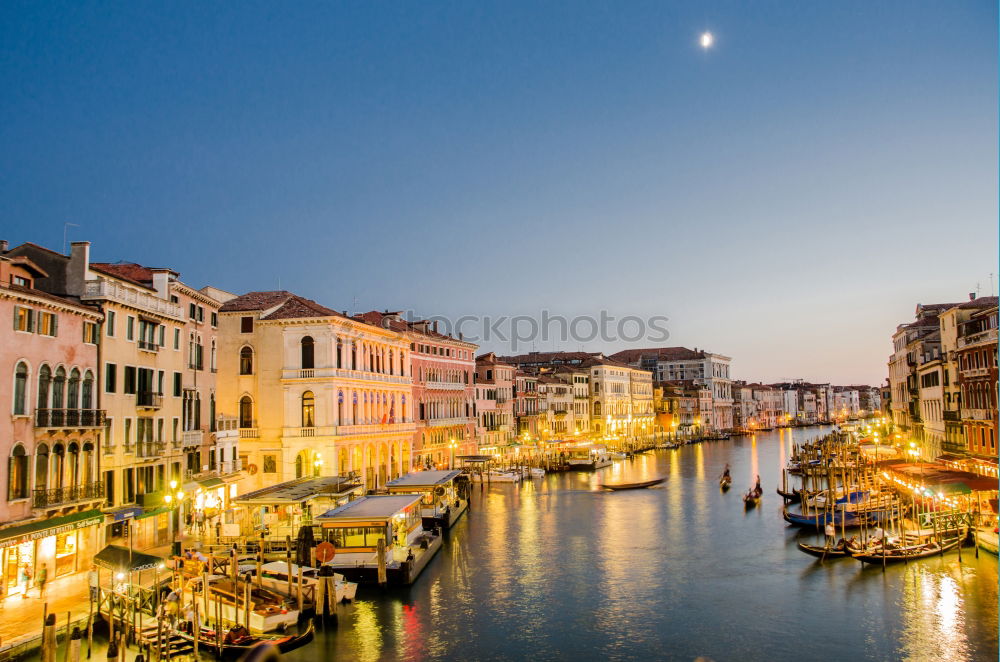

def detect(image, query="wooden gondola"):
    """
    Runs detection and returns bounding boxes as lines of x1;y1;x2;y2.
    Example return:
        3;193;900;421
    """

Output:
776;487;801;500
854;537;963;566
174;621;314;660
602;477;666;491
720;476;732;491
743;488;761;509
796;541;860;559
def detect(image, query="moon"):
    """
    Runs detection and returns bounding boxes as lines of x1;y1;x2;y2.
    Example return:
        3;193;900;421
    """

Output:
700;32;714;49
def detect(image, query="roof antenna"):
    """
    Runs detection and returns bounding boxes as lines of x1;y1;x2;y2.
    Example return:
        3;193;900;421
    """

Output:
63;222;80;254
990;273;995;297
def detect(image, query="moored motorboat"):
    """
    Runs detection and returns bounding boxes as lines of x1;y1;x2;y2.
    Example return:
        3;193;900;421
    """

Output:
529;468;546;478
975;527;999;555
602;477;666;491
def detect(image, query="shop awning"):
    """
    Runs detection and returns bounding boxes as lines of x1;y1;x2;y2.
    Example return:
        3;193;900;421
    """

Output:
94;545;165;573
0;509;104;549
198;477;225;489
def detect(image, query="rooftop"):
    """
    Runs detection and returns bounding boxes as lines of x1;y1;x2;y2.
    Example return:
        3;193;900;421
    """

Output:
385;470;462;488
609;347;709;363
316;494;422;520
232;476;362;504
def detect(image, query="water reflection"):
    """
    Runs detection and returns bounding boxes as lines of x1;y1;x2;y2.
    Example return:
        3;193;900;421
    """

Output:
287;427;998;662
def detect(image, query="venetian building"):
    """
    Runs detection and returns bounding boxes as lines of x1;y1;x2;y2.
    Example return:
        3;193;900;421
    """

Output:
0;246;103;595
353;312;478;470
217;292;415;491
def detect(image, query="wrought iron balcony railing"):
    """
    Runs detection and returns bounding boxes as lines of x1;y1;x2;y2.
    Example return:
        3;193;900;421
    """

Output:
33;481;104;508
35;409;106;428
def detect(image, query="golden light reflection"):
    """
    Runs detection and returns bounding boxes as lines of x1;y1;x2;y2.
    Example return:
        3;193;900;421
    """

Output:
694;444;704;481
749;437;758;485
897;566;971;662
350;600;384;662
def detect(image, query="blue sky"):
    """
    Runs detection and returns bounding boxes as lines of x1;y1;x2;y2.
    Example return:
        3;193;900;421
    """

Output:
1;1;996;385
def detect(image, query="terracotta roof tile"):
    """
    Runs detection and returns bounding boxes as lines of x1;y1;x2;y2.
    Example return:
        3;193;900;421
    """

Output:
609;347;707;363
89;263;159;290
219;291;295;312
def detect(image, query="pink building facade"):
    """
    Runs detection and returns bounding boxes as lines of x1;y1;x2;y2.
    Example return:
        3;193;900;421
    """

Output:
354;312;478;469
0;248;105;596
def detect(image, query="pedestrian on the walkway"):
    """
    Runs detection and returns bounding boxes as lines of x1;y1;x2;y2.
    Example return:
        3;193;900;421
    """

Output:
36;565;47;600
88;564;99;602
19;565;31;599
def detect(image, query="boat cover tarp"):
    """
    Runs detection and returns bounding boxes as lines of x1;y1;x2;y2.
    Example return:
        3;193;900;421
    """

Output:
95;545;165;572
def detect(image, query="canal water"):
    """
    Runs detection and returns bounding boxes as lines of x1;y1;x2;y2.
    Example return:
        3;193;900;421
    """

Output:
288;426;999;662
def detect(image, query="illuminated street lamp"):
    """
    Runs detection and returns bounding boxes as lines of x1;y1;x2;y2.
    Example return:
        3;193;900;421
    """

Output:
449;438;457;469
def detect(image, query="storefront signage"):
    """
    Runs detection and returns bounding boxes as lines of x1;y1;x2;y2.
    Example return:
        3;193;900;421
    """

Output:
0;513;104;549
113;507;143;522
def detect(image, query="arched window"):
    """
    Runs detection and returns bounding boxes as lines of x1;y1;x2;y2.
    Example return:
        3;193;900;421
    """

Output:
34;443;49;492
82;441;94;484
593;401;602;416
82;371;94;409
52;367;66;409
295;453;304;479
8;444;27;500
68;368;81;409
210;339;217;372
336;338;343;369
240;347;254;375
301;336;315;370
68;442;79;487
52;443;65;490
209;394;216;432
302;391;315;428
13;362;28;415
36;364;52;412
239;397;253;428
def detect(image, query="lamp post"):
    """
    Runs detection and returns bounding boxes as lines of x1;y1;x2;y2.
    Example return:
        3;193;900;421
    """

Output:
449;439;457;470
163;480;186;550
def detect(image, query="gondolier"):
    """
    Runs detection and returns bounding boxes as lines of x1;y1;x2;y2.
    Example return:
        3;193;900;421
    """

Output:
824;522;836;548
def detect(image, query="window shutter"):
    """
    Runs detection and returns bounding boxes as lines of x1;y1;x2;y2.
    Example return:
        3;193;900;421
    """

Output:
12;307;19;331
52;315;58;337
27;310;34;333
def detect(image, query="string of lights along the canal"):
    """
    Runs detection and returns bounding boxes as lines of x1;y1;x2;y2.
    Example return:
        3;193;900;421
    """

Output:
288;426;998;662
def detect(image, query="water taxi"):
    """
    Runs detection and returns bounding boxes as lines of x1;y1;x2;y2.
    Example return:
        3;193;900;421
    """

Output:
385;470;470;530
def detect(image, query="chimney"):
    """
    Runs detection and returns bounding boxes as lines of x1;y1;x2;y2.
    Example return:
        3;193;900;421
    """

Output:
150;268;171;299
458;331;463;341
969;293;976;301
433;320;439;333
67;241;90;296
0;240;7;252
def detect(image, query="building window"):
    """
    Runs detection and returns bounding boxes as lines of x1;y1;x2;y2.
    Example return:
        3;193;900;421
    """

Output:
301;336;315;370
174;328;180;350
82;371;94;408
189;303;197;319
239;397;253;428
13;362;28;415
37;312;58;337
106;310;116;337
240;347;254;375
211;312;218;327
263;455;277;473
52;367;66;408
123;366;136;395
126;316;135;341
241;317;253;333
8;444;27;500
105;363;117;393
173;373;182;397
302;391;315;428
83;321;99;344
67;369;81;408
13;306;34;332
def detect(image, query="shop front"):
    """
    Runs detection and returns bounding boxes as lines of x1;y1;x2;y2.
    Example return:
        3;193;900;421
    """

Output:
0;509;103;598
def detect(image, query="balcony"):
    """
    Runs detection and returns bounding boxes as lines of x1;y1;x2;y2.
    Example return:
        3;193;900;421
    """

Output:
135;441;166;458
35;409;106;428
137;392;163;409
183;430;204;447
280;368;412;384
33;481;104;509
958;327;998;349
943;410;960;422
961;408;993;421
239;428;259;439
959;367;990;378
421;417;470;428
82;279;183;319
424;381;466;391
283;426;337;438
137;340;159;352
336;422;417;436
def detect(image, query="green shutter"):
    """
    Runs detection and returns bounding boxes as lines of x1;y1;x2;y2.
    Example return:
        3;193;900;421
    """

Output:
52;314;58;337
